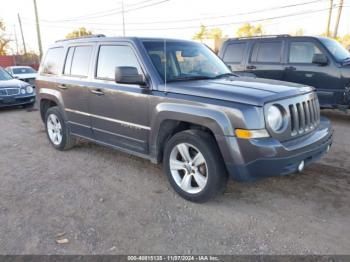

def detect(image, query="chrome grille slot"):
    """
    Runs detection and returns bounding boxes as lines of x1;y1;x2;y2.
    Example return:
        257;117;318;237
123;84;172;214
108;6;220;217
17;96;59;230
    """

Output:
0;88;20;96
288;96;320;137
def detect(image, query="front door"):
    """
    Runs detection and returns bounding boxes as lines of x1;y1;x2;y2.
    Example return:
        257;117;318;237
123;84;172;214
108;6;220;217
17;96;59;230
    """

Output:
88;44;150;154
283;40;341;107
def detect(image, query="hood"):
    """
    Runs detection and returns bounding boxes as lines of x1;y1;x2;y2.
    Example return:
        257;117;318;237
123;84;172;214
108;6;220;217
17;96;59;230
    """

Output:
164;77;314;106
13;73;37;79
0;79;29;89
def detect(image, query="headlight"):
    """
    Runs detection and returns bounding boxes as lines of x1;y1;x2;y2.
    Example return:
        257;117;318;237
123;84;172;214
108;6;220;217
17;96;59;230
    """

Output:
20;88;26;94
26;86;34;94
267;105;283;132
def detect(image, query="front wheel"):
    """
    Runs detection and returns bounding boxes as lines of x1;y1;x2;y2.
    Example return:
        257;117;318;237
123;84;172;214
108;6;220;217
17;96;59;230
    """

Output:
163;130;228;203
45;106;76;150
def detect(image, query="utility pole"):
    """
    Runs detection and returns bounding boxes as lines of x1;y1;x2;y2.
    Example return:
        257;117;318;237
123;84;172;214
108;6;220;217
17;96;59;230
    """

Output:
122;0;126;36
17;13;27;55
13;25;19;55
333;0;344;38
326;0;333;37
33;0;43;58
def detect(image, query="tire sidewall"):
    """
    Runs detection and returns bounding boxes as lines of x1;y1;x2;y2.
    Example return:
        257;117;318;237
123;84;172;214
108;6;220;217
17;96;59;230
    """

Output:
164;130;225;202
45;107;68;151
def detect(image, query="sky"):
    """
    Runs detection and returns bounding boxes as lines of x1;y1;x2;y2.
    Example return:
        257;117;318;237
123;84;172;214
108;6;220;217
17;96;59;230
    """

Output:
1;0;350;54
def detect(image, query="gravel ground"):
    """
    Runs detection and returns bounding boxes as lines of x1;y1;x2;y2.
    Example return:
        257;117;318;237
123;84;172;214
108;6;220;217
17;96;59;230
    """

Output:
0;106;349;255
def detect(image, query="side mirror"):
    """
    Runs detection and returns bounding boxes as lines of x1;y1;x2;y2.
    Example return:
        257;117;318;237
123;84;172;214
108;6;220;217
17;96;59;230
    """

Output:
115;66;147;86
312;54;328;66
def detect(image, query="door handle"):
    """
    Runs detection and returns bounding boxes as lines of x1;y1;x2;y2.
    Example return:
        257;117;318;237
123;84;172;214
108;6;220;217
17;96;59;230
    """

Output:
58;84;68;90
285;66;296;71
246;65;256;70
91;89;105;96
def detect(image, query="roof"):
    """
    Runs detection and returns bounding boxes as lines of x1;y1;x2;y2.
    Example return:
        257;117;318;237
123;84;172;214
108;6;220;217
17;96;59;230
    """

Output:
225;35;325;41
52;35;196;46
6;65;33;69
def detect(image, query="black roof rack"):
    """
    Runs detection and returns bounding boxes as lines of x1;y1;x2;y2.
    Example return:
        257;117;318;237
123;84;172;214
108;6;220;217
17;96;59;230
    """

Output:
55;34;106;43
230;34;290;40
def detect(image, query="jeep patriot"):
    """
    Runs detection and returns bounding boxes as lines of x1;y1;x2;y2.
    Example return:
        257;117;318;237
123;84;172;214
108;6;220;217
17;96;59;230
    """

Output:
36;35;333;202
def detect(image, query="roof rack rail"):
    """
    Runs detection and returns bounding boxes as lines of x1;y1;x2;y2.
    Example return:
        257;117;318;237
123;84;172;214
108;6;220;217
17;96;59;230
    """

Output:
231;34;290;40
55;34;106;43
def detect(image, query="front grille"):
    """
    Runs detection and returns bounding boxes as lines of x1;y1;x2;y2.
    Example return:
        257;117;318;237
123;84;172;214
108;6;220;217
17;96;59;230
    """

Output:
288;97;320;136
0;88;20;96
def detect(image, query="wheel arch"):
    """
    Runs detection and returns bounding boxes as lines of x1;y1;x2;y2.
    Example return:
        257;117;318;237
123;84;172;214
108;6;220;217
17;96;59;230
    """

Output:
149;103;234;163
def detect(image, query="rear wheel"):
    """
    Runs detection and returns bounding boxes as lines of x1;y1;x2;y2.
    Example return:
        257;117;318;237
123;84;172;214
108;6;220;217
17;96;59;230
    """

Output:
45;106;76;150
163;130;228;203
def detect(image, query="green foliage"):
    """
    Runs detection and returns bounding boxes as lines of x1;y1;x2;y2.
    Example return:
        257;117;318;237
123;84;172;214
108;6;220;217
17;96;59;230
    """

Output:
236;23;263;37
193;25;223;41
65;27;92;39
0;19;11;56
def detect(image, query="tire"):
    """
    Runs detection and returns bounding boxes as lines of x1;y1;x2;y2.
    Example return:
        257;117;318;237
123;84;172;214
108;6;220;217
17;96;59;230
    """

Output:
163;130;228;203
45;106;76;151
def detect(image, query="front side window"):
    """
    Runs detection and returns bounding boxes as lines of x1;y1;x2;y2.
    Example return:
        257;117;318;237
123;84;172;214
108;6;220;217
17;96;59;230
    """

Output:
142;41;231;82
96;45;142;79
289;42;322;63
223;43;246;63
42;47;64;75
251;42;282;63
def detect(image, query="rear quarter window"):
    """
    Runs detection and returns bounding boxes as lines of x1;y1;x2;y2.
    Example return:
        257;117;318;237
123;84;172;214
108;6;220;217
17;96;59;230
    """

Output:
41;47;64;75
223;43;246;63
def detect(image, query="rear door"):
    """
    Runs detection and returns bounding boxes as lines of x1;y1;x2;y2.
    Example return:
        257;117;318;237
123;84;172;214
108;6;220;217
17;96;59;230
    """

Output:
283;39;341;107
88;42;150;154
60;44;94;138
221;42;248;73
246;40;286;80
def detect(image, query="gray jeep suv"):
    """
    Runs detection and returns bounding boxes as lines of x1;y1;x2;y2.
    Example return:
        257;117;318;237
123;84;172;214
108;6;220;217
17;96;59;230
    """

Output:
36;35;333;202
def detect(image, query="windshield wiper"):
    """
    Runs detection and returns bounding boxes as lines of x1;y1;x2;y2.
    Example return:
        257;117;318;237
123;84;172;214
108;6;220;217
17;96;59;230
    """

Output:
167;76;213;82
212;73;238;79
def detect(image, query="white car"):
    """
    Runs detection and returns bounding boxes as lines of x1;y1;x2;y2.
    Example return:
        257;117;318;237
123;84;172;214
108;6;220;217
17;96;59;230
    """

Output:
5;66;37;87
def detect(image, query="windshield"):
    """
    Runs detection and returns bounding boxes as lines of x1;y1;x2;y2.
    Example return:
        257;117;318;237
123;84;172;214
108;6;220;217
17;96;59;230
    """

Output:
0;68;13;80
320;38;350;62
142;40;231;82
12;67;37;74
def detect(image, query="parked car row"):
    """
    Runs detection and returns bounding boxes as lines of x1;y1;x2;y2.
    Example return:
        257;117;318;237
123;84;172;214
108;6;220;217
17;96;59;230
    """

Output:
35;35;332;202
0;67;36;108
219;35;350;110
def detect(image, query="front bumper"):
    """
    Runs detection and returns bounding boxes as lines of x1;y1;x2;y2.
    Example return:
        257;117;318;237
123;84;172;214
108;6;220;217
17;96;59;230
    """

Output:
0;95;36;108
222;117;333;182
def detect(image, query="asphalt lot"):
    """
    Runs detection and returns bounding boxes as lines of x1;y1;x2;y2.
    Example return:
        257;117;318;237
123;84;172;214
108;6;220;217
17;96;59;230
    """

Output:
0;106;349;255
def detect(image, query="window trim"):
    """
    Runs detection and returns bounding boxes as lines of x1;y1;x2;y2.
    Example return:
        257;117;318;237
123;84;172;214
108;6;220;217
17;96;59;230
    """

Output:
249;41;283;64
94;43;145;82
63;44;93;79
287;40;326;65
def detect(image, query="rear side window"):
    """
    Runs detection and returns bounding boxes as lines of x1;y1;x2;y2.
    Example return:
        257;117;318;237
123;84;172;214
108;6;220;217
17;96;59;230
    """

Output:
42;47;64;75
223;43;246;63
251;42;282;63
96;45;142;80
289;41;322;63
64;45;93;77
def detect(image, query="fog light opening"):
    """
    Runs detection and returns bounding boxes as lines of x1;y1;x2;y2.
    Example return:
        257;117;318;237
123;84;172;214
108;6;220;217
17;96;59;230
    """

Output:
298;160;305;173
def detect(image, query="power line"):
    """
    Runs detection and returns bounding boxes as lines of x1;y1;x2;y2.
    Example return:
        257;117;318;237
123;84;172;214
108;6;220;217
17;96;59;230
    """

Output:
26;0;326;26
21;5;348;32
40;0;171;22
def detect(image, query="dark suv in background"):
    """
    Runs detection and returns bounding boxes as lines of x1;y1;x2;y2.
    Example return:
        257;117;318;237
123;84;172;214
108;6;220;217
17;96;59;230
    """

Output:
219;35;350;110
36;36;332;202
